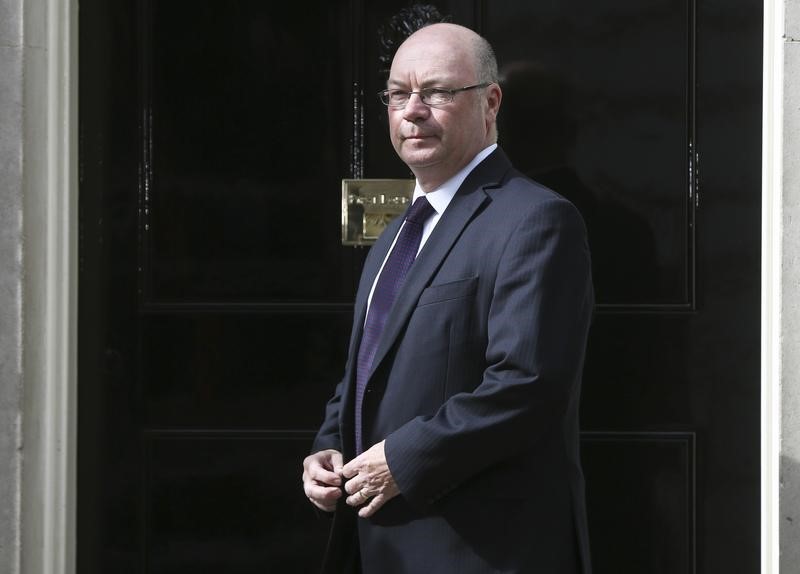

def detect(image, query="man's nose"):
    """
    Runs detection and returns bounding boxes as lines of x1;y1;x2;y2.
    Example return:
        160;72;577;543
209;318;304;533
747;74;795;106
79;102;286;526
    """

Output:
402;93;430;121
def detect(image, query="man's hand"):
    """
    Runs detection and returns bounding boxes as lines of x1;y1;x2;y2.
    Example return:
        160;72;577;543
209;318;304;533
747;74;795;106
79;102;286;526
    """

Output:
342;440;400;518
302;449;344;512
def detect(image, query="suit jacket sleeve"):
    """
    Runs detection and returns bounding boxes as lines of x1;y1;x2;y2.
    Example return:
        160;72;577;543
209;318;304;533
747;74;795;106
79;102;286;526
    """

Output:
384;197;593;507
311;378;344;454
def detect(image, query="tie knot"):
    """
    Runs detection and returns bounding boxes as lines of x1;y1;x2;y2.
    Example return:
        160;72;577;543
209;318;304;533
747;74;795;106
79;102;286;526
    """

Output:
405;196;436;225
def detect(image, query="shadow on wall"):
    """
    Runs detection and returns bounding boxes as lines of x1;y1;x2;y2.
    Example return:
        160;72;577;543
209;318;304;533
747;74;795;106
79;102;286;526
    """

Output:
498;61;659;304
781;454;800;562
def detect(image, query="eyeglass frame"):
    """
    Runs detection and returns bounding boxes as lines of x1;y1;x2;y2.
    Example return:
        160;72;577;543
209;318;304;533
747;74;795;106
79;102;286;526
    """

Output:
377;83;491;108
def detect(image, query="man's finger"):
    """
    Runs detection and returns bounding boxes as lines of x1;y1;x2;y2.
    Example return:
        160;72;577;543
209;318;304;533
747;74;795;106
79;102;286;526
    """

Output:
308;464;342;486
341;458;360;479
358;493;387;518
346;487;375;507
305;484;342;512
305;455;342;485
331;451;344;474
304;482;340;497
343;475;363;496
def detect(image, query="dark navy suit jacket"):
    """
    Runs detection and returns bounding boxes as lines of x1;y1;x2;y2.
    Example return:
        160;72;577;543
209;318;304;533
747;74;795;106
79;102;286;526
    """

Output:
313;147;594;574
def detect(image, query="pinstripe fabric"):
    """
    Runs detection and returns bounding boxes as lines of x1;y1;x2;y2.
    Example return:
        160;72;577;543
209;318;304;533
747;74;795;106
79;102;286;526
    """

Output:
354;196;435;454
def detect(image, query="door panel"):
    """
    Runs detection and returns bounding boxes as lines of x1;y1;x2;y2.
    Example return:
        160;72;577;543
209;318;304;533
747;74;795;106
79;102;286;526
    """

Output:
79;1;762;572
144;0;358;305
144;432;328;573
142;315;352;428
489;0;694;307
582;433;695;573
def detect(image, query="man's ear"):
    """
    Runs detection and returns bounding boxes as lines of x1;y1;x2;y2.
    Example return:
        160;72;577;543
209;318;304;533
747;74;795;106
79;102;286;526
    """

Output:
485;83;502;123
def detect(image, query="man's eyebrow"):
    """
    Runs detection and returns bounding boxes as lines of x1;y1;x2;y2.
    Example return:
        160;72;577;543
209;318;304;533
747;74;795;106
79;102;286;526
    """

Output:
386;79;451;89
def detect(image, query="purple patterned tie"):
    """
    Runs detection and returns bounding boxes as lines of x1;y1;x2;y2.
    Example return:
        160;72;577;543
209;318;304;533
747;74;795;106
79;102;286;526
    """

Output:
354;196;436;454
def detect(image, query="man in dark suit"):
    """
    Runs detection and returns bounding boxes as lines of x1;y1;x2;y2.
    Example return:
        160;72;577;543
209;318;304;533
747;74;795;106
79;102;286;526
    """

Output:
302;23;594;574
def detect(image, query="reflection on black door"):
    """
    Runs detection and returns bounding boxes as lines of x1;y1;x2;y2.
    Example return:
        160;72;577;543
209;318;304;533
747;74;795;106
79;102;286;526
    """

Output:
79;1;762;572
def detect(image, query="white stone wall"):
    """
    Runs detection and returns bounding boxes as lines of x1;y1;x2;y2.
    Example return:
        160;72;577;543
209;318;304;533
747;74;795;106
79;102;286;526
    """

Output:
1;0;77;572
0;0;24;570
782;0;800;569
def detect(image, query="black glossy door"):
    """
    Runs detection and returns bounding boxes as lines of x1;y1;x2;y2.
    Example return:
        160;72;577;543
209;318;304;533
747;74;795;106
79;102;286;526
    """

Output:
79;1;762;573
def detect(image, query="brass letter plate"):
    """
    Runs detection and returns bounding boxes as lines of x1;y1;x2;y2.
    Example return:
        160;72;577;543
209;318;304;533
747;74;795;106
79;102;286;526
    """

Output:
342;179;415;246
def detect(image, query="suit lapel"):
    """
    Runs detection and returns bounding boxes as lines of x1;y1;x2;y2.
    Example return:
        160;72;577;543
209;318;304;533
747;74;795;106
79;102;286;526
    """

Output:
366;148;512;382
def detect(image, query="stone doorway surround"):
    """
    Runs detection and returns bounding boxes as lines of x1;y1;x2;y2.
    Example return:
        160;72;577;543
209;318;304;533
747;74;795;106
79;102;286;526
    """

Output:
763;0;800;571
0;0;795;572
0;0;78;573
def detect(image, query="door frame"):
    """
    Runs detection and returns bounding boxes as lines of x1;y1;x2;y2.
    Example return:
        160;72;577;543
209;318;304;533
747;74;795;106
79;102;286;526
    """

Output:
18;1;79;573
22;0;785;572
760;0;785;571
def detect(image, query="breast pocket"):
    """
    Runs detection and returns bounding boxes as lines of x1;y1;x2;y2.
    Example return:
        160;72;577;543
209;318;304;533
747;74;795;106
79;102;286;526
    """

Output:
417;276;478;307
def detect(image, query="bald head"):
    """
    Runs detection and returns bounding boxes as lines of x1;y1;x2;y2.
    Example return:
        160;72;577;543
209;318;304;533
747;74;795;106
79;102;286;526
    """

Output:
401;24;499;86
386;23;503;191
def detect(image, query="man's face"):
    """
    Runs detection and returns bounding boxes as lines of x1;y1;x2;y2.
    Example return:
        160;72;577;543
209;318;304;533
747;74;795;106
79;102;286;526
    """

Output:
386;28;498;190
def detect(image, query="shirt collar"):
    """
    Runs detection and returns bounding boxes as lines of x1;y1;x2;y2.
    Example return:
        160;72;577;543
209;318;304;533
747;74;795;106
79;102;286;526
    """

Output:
411;144;498;215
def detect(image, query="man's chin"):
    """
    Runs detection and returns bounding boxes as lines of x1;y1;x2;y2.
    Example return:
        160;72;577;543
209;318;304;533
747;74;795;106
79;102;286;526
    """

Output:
399;148;441;169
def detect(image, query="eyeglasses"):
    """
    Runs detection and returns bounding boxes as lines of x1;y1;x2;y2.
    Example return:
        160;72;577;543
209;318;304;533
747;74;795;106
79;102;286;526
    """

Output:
378;83;490;108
